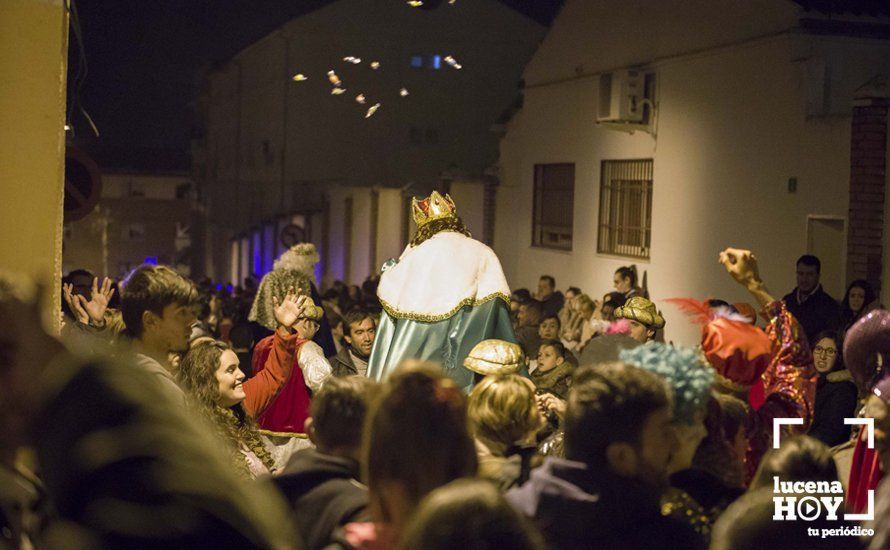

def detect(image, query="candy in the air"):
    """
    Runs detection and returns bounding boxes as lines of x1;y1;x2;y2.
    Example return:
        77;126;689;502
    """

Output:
370;61;381;70
292;73;308;81
331;87;346;95
399;88;409;97
444;55;462;70
327;70;342;86
365;103;381;118
356;94;367;104
343;56;362;64
407;0;423;6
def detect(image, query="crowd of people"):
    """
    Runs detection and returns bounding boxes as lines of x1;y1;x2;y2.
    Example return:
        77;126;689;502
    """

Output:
2;238;890;549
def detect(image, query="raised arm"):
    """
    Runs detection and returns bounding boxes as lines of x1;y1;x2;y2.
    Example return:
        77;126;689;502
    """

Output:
719;248;817;480
243;291;306;418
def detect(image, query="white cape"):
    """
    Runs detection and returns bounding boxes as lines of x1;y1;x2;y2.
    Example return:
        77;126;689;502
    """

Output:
376;231;511;322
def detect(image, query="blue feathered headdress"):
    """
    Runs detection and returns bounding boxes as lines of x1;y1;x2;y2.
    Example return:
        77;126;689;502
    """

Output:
620;343;714;425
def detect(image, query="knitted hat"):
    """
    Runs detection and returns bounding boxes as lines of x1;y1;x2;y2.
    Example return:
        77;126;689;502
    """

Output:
463;339;524;376
614;296;665;329
844;309;890;394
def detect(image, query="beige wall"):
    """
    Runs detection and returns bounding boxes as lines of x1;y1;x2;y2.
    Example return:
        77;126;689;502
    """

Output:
0;0;68;325
496;18;890;345
349;187;374;285
375;188;406;271
449;179;487;239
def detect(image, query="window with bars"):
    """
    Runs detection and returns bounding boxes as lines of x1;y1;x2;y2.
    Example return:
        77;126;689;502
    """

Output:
597;159;653;259
532;163;574;250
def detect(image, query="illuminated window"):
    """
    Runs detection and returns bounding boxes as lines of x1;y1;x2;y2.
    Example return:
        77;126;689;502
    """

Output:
597;159;653;259
532;164;574;251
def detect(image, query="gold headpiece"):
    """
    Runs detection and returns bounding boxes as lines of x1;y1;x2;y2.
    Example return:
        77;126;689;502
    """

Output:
463;339;524;376
614;296;665;329
412;191;458;228
299;297;324;321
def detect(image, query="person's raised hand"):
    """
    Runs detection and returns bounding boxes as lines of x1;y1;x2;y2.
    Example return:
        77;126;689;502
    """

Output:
718;248;762;289
273;287;305;329
62;282;90;325
718;248;774;308
78;277;114;327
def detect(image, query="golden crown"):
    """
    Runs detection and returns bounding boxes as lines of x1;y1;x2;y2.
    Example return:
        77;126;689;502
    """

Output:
411;191;458;227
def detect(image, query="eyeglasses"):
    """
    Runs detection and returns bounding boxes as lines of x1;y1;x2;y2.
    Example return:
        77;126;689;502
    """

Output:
813;347;837;357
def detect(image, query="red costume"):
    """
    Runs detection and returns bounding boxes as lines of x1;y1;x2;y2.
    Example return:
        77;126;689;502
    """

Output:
743;300;816;482
251;334;312;435
242;329;300;418
671;299;816;483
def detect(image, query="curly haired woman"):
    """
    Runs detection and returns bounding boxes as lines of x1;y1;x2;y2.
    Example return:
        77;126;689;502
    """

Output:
177;291;306;477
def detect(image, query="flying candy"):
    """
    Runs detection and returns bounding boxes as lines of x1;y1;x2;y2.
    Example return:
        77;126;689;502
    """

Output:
365;103;381;118
327;70;342;86
355;94;367;104
444;55;462;70
399;88;409;97
292;73;308;81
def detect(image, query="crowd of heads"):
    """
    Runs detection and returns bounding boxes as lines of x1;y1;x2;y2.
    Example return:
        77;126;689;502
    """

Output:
5;249;890;549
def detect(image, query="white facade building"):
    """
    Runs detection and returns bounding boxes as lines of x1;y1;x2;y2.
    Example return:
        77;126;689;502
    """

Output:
196;0;545;286
493;0;890;345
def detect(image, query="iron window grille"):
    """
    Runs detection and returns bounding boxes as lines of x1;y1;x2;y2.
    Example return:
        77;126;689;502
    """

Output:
597;159;653;259
532;163;575;251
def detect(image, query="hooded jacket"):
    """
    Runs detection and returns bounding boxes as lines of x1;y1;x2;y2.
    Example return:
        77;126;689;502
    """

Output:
274;448;368;549
506;457;702;550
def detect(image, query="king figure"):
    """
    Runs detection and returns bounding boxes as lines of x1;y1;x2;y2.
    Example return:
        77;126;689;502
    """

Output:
367;191;516;390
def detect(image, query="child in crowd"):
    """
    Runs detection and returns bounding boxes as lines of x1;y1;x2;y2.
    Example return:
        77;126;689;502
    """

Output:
531;340;573;400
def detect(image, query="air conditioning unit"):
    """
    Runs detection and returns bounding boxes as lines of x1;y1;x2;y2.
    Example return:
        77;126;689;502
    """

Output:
597;69;645;123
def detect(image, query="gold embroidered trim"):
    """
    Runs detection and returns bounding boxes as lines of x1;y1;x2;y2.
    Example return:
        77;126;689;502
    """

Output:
380;292;510;323
258;429;309;439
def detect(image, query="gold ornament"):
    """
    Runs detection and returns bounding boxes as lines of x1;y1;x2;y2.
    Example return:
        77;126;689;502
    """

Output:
411;190;458;228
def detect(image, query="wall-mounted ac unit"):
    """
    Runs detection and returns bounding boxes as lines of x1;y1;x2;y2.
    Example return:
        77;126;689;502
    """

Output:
597;69;645;123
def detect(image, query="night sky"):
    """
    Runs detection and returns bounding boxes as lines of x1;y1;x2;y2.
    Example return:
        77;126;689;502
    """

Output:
67;0;563;172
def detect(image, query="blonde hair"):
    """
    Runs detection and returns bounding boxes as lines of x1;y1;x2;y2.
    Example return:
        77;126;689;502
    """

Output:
468;374;543;455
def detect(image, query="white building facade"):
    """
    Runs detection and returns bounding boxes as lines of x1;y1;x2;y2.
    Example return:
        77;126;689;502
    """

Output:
493;0;890;345
195;0;545;286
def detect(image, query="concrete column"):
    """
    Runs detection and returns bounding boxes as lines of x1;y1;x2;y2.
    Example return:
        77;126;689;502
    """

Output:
847;76;889;297
375;188;406;270
0;1;68;327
